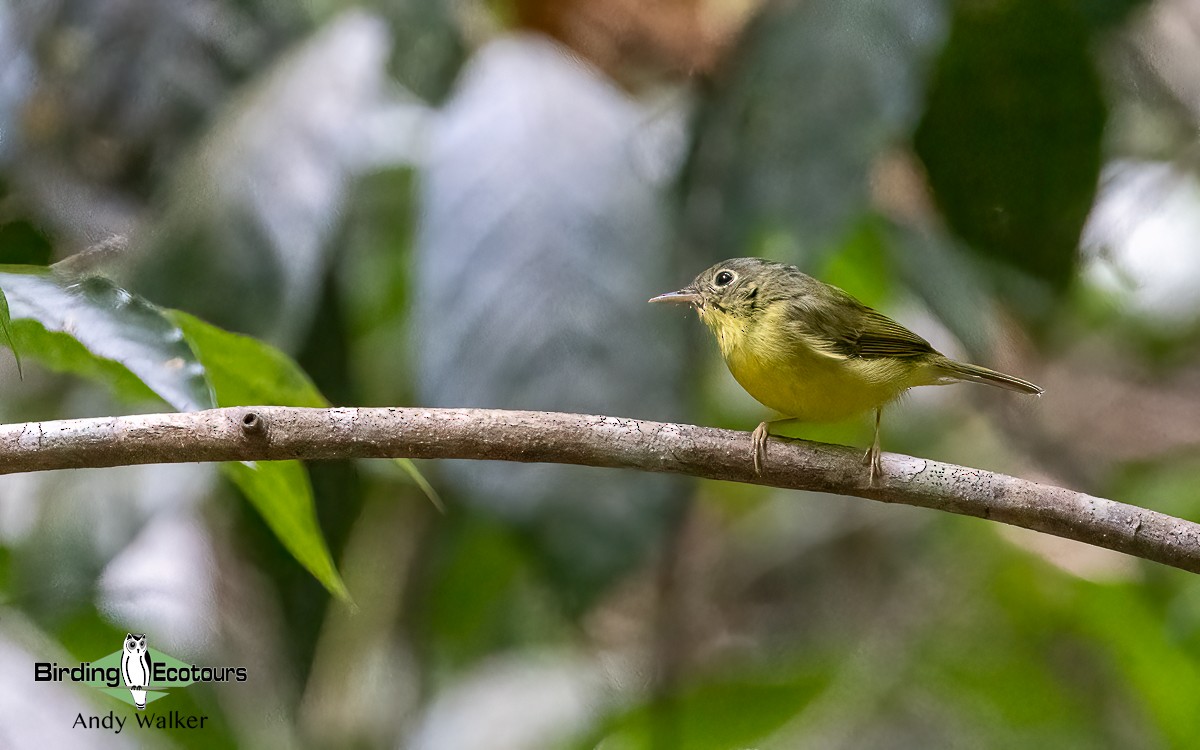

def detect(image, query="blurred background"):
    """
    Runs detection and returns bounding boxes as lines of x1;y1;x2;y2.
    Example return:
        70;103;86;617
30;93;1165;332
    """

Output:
2;0;1200;747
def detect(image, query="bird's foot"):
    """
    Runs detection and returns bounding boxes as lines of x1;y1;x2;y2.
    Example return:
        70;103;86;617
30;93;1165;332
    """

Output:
862;443;883;486
751;421;770;475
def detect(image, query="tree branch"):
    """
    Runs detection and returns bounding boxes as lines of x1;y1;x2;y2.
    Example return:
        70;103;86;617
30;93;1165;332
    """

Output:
1;406;1195;573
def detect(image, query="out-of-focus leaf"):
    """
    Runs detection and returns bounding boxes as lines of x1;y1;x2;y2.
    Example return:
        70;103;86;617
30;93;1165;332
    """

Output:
887;225;993;356
994;556;1200;746
128;11;428;348
1073;0;1151;28
914;0;1106;292
916;530;1143;747
332;169;445;511
581;670;830;750
414;35;689;607
335;168;417;404
0;267;212;410
683;0;945;263
926;604;1097;743
376;0;465;102
0;216;53;266
818;218;893;309
423;517;534;666
10;0;302;205
223;460;349;602
1077;583;1200;748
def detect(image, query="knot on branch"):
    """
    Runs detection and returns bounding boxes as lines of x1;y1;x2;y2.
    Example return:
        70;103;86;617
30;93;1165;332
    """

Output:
239;410;267;438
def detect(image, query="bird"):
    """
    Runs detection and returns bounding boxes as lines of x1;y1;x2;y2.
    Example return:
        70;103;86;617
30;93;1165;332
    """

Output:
650;258;1043;483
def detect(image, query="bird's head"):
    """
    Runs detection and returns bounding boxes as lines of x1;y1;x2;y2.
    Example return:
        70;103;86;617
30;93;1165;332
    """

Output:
649;258;799;328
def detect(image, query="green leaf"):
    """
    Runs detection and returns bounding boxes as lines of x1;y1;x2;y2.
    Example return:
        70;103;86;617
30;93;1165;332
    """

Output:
167;310;348;599
223;460;350;602
0;287;20;378
0;269;348;600
0;271;434;600
6;320;158;402
394;457;444;513
167;309;325;408
0;267;213;410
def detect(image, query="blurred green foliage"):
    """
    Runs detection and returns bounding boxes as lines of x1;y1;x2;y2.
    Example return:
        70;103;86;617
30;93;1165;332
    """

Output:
580;669;831;750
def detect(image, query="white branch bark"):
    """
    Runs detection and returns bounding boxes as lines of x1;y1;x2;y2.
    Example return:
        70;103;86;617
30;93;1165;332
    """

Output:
0;406;1194;573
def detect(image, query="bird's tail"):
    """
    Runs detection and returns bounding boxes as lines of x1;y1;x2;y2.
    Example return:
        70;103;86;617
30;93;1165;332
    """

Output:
939;360;1043;395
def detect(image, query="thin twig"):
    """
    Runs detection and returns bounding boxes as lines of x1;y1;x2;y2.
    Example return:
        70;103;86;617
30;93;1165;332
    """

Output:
0;406;1195;573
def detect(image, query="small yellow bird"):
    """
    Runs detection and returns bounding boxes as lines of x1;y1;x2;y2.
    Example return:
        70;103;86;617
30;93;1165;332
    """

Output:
650;258;1042;482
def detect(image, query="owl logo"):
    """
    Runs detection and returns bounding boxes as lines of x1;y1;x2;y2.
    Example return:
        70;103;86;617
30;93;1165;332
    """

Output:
120;633;152;710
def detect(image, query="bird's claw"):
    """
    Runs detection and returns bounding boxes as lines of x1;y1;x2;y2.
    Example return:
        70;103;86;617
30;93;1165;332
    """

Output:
863;443;883;486
751;421;769;475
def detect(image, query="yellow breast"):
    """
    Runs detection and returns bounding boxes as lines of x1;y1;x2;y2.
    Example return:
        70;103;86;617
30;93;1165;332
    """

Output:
705;304;917;423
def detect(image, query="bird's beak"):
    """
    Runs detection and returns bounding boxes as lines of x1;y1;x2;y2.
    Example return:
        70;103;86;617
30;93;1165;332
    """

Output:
648;287;702;306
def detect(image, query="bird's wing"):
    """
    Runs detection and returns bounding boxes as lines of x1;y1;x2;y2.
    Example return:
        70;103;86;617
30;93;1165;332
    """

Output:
790;290;937;360
846;308;937;359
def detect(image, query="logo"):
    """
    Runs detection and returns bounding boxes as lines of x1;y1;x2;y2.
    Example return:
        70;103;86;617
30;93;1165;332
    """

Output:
34;633;247;733
121;633;151;709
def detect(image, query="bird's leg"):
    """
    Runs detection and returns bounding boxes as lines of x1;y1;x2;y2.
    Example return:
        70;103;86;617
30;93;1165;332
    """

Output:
863;407;883;485
751;418;800;474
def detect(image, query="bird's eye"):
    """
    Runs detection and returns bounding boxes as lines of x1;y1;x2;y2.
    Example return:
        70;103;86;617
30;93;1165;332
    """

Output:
714;270;735;287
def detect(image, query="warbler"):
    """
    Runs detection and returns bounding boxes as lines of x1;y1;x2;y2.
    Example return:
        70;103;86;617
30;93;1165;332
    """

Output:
650;258;1042;482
